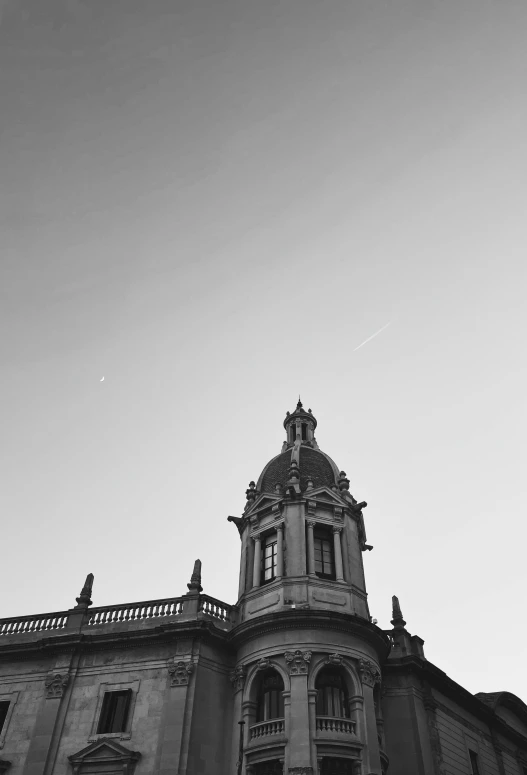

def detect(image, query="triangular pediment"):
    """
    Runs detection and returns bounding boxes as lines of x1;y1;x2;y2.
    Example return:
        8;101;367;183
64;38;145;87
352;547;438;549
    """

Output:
246;493;282;515
69;738;141;766
305;486;345;506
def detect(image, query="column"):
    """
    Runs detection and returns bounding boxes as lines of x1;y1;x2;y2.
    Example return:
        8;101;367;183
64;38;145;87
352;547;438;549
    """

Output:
306;520;316;576
276;524;284;579
332;527;344;582
238;529;248;599
252;534;262;589
285;650;313;772
308;689;318;769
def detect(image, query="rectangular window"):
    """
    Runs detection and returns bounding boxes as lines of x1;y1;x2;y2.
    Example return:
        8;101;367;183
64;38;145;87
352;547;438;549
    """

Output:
0;702;9;735
261;535;278;583
469;750;480;775
301;423;307;440
97;690;132;734
314;531;335;579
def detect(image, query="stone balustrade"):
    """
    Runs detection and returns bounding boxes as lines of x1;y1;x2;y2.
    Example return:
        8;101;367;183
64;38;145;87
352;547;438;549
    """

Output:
0;611;68;636
199;594;234;623
0;594;236;637
315;716;356;735
87;597;185;625
249;718;285;740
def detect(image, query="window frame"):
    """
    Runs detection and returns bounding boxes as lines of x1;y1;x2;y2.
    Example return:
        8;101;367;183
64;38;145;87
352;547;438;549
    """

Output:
256;670;285;723
260;533;278;585
96;689;133;735
314;527;336;580
89;680;139;742
468;749;481;775
315;668;350;719
0;691;18;749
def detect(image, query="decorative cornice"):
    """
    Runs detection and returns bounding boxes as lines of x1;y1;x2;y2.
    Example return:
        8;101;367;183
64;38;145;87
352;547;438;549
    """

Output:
285;650;312;675
359;659;381;688
45;672;70;698
167;658;195;686
229;664;246;692
325;653;344;666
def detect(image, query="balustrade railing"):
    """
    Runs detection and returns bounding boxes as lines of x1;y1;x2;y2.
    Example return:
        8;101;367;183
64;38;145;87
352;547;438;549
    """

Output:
87;597;185;625
249;719;285;739
0;594;235;635
198;595;234;623
0;611;69;636
316;716;356;735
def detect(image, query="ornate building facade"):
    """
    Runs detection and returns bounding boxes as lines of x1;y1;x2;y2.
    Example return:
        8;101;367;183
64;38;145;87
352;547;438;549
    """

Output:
0;402;526;775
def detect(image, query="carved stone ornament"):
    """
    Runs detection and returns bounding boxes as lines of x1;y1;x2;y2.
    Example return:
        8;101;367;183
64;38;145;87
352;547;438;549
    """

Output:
284;650;312;675
229;665;247;691
325;653;343;666
256;658;271;671
288;768;314;775
167;659;194;686
332;526;343;535
358;659;381;688
45;672;70;698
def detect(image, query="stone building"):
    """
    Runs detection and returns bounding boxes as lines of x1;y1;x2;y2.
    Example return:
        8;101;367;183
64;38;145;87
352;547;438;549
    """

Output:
0;401;526;775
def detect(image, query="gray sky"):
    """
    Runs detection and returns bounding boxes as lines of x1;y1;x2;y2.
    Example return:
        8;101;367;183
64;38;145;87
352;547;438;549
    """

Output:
1;0;527;703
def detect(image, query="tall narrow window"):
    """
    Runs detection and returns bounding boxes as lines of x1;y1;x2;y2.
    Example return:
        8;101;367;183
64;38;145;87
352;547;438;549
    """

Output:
97;690;132;734
469;751;480;775
314;528;335;580
0;702;9;735
256;670;284;722
261;534;278;584
301;423;307;440
290;425;296;443
315;669;349;718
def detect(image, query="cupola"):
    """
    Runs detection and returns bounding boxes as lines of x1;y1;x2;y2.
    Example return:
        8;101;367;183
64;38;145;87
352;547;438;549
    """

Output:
283;399;317;447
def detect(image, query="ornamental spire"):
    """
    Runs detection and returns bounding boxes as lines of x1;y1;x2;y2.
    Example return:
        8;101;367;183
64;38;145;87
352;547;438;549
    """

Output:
391;595;406;629
75;573;94;608
187;559;203;594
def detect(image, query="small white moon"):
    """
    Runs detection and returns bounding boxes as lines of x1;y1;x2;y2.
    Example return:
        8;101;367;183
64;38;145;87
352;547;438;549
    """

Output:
100;377;105;382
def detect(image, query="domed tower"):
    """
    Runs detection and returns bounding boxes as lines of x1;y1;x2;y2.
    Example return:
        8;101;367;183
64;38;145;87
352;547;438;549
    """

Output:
228;402;389;775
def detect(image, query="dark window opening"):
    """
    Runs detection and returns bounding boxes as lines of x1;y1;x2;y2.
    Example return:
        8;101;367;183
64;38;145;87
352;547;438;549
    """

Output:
314;529;335;580
320;758;354;775
316;669;349;718
256;671;284;722
97;690;132;734
301;423;307;440
0;702;10;734
253;761;283;775
261;535;278;584
469;751;480;775
290;425;296;442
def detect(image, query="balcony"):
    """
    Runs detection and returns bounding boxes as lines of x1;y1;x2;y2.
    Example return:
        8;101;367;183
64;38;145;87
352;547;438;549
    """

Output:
315;716;356;736
249;719;285;741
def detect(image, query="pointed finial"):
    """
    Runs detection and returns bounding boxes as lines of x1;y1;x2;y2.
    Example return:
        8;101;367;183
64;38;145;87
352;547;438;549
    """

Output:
75;573;94;608
187;559;203;593
297;396;303;410
391;595;406;629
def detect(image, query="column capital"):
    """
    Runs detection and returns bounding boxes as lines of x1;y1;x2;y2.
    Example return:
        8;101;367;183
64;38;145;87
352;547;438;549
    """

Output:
276;522;284;532
306;519;316;529
285;650;312;675
332;525;343;534
253;533;262;542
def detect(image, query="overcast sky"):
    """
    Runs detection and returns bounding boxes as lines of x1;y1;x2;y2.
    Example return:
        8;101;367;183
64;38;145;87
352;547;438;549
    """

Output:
1;0;527;703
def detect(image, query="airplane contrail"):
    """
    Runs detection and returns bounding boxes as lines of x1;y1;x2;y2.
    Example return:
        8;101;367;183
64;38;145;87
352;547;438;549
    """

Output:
353;321;392;352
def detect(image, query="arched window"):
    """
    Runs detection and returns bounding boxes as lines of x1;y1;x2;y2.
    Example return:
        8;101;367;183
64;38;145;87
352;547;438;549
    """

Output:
256;669;285;721
316;668;349;718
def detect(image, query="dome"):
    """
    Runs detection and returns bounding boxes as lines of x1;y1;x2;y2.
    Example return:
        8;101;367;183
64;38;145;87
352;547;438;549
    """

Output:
257;445;340;494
